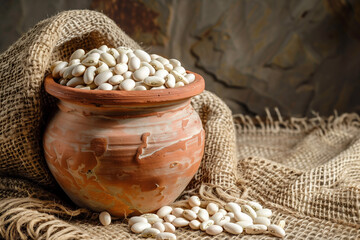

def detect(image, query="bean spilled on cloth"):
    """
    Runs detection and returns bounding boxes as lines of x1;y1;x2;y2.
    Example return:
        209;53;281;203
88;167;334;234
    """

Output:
51;45;195;91
98;196;286;239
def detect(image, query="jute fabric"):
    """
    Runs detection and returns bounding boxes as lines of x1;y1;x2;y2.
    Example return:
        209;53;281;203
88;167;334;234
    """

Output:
0;10;359;240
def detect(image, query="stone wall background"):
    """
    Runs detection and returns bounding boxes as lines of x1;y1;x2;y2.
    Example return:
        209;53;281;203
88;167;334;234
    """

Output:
1;0;359;117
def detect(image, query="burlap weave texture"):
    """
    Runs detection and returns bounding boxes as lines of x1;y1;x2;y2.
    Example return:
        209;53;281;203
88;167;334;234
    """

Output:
0;10;359;240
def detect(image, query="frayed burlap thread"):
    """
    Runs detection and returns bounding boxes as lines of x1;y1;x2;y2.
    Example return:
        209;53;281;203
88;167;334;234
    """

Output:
0;9;359;240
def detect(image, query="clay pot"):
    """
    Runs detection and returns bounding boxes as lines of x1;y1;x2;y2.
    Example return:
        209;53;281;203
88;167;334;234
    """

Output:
43;72;205;217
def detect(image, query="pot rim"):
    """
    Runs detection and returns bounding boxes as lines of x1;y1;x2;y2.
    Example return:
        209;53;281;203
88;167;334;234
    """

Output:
44;71;205;105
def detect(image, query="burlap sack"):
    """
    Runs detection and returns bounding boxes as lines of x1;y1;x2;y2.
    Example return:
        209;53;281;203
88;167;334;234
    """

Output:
0;9;359;240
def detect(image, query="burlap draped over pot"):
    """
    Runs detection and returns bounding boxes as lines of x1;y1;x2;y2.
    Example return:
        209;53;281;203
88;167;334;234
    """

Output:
0;10;359;240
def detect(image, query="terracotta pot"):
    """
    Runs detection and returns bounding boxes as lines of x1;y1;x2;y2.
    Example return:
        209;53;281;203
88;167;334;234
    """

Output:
43;72;205;217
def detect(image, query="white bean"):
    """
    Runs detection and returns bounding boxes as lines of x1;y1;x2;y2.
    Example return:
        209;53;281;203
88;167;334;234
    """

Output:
211;212;224;222
52;61;68;78
182;210;197;221
248;201;263;211
87;49;103;55
114;63;128;75
164;214;176;223
235;220;253;228
164;63;173;72
215;216;231;226
131;222;152;234
254;217;270;226
98;83;113;90
150;53;161;60
226;212;235;219
150;59;164;70
242;205;257;219
169;59;181;68
129;56;141;71
112;85;119;90
151;86;166;90
59;65;68;78
223;222;243;235
191;206;201;214
206;225;223;235
100;52;116;67
185;73;195;83
81;53;100;66
50;61;63;71
94;70;113;86
96;61;109;74
116;46;132;54
74;85;85;89
197;209;209;222
256;209;272;218
69;59;81;66
175;82;184;88
98;45;108;52
141;213;163;224
66;77;84;87
173;66;186;75
172;208;184;218
171;70;189;84
133;85;148;91
244;224;267;234
156;232;176;240
63;65;79;79
144;76;165;87
218;209;227;215
72;64;86;77
225;202;241;213
189;220;201;230
122;71;133;79
83;66;96;84
268;224;286;238
107;48;120;58
157;206;173;218
156;57;170;65
134;49;151;62
59;79;67;85
120;79;136;91
234;212;253;222
70;49;85;61
80;86;91;90
172;218;189;227
163;222;176;233
133;66;150;81
141;228;160;238
127;52;136;59
99;211;111;226
200;220;214;231
141;62;156;75
206;203;219;216
165;74;176;88
117;52;129;64
153;222;165;232
155;69;170;79
108;75;124;85
128;216;148;226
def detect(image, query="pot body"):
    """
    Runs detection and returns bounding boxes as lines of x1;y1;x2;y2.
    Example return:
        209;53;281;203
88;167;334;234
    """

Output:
43;99;204;216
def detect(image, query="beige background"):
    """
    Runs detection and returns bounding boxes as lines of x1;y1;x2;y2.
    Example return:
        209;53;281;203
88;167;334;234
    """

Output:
1;0;359;117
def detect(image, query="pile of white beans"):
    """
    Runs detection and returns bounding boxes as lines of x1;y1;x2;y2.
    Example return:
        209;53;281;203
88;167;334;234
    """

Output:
50;45;195;91
99;196;286;239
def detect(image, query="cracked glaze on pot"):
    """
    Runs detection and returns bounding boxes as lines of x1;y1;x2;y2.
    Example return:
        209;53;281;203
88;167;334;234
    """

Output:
43;72;205;217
